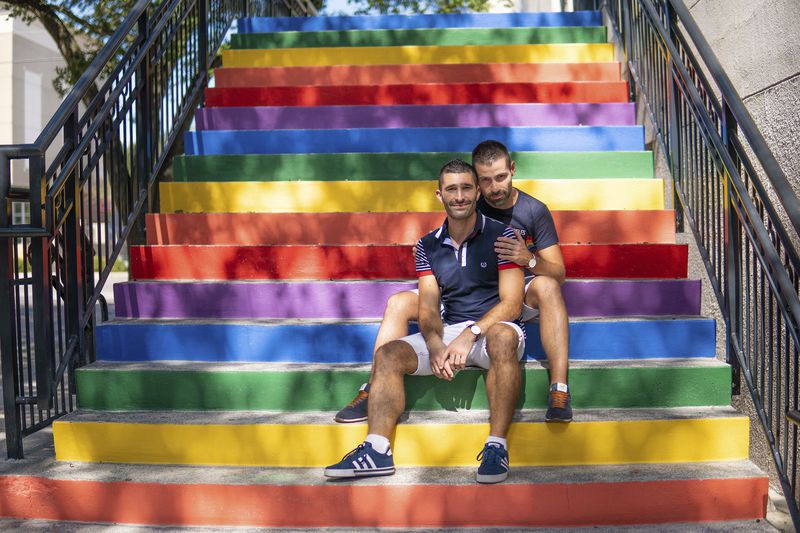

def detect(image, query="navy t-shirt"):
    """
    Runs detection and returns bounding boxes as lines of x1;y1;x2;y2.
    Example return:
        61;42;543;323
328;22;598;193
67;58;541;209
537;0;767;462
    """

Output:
477;189;559;254
415;213;523;325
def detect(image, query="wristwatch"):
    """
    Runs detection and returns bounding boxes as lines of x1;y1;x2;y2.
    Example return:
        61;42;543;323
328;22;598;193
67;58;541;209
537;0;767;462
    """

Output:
466;321;482;337
527;254;537;270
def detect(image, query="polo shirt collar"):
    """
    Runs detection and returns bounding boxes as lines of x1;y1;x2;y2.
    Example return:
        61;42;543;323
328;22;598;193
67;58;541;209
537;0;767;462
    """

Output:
434;213;486;247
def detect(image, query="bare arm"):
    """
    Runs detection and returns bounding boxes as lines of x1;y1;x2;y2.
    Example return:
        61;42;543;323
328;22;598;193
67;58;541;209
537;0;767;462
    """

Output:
495;230;566;285
418;274;451;380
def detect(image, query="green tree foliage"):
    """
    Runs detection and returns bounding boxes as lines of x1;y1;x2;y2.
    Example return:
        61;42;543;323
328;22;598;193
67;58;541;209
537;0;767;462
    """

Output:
347;0;509;15
0;0;137;102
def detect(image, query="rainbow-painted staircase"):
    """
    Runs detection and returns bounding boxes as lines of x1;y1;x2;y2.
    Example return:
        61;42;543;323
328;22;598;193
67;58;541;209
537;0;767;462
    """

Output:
5;10;771;528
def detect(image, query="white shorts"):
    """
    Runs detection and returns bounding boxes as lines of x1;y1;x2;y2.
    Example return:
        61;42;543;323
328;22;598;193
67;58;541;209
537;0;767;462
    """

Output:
400;320;526;376
408;278;539;322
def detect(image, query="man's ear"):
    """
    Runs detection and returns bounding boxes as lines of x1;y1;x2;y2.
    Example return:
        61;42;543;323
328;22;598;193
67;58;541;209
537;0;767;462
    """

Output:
435;189;443;205
509;160;516;177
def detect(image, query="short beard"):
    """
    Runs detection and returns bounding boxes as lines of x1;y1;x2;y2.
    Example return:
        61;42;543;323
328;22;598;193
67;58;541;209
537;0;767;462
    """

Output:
444;201;476;220
484;184;513;208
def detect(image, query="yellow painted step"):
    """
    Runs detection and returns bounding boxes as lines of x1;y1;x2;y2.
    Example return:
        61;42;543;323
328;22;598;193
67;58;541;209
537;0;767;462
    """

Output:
222;43;615;68
53;416;749;467
160;179;664;213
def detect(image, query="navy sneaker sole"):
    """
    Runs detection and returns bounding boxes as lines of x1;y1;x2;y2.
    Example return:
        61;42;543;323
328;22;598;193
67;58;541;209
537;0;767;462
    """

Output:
476;470;508;484
333;414;368;423
324;466;395;478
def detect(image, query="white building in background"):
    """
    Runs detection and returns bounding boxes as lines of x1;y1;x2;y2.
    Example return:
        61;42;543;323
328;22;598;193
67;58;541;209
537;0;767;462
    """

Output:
0;9;66;225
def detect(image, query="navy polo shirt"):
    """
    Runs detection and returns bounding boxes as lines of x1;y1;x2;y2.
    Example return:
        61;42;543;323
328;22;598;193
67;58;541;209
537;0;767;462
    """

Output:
415;213;523;325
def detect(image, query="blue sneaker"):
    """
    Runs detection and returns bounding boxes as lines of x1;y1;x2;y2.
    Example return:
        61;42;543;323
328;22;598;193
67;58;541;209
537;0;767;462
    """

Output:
546;383;573;423
334;383;369;423
476;442;509;484
324;442;395;479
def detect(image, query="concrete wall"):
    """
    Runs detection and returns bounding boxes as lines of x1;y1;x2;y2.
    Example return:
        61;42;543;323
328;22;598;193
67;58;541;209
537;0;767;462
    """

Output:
687;0;800;196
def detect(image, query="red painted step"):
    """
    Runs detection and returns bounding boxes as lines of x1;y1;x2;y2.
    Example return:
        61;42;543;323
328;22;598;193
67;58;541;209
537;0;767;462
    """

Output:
146;211;677;246
205;81;629;107
130;243;688;280
213;63;624;87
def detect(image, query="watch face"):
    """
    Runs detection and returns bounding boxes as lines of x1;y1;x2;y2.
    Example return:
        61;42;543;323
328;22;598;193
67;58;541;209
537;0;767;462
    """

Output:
470;325;481;336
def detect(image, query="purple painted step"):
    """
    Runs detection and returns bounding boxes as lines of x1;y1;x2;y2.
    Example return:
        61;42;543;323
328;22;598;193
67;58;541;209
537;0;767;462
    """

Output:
114;279;701;319
195;103;636;130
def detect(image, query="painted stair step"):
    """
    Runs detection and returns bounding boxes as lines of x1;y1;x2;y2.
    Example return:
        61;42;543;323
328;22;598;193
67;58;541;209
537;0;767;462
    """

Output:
204;81;630;107
184;127;645;156
173;151;653;182
0;463;768;527
213;63;624;88
238;12;604;32
52;407;747;466
195;103;637;131
220;43;615;68
146;211;676;246
94;318;715;362
114;280;701;319
75;359;730;411
129;243;688;281
160;179;662;212
231;26;608;49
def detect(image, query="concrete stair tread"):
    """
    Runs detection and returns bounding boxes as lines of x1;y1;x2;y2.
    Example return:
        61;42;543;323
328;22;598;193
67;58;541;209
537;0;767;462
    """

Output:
79;357;730;373
59;406;744;425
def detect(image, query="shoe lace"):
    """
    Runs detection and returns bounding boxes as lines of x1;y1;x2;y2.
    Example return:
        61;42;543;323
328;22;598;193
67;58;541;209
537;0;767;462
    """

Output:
341;443;367;461
345;390;368;409
476;444;503;464
550;390;569;409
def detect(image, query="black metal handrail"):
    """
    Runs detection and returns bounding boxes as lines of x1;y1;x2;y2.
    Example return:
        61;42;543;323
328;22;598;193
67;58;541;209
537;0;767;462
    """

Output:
0;0;316;460
597;0;800;527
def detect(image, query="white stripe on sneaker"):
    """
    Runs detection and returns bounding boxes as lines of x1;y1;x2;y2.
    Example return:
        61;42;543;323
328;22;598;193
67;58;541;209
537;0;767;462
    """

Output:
366;455;377;469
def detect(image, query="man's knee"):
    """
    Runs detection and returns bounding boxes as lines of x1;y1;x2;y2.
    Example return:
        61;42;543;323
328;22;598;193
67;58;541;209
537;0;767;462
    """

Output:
485;323;520;361
374;340;417;374
525;276;563;307
384;291;419;321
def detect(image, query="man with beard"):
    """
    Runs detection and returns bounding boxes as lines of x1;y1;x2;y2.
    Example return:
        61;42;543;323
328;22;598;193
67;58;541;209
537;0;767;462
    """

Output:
335;140;571;424
325;159;526;483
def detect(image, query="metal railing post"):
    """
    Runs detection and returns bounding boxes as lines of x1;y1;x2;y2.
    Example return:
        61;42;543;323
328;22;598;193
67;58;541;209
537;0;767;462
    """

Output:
664;1;684;232
29;154;54;410
722;99;742;395
0;152;23;458
620;0;636;102
135;10;153;236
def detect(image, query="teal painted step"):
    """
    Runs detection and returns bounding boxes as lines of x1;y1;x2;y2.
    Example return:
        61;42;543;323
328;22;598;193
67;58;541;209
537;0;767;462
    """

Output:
94;319;717;363
172;151;654;182
76;359;731;412
230;26;608;49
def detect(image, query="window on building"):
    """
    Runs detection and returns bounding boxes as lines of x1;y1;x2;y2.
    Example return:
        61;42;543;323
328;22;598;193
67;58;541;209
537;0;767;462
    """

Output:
12;202;30;225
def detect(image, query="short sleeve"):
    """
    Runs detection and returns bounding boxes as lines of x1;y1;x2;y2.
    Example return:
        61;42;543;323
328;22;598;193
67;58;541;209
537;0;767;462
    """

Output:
531;203;559;251
415;239;433;277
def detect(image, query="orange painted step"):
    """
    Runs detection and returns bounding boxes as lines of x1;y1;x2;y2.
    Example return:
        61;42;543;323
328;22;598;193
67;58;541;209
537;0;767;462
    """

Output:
129;243;688;280
0;474;766;527
213;63;623;87
146;211;676;246
205;81;629;107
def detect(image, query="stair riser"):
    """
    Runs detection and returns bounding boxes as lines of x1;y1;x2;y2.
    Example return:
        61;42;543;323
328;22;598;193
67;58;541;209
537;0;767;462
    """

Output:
238;12;604;32
52;417;748;466
114;280;701;319
173;151;654;182
232;26;608;49
76;365;730;411
205;82;630;107
221;43;615;68
196;103;636;130
130;244;688;281
184;126;645;156
146;211;676;245
160;180;662;212
213;63;623;87
0;475;766;527
94;320;715;362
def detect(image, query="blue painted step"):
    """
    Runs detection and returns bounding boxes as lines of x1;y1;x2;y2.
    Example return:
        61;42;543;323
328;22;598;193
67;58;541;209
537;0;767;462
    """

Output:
237;12;603;33
184;126;645;156
95;319;716;363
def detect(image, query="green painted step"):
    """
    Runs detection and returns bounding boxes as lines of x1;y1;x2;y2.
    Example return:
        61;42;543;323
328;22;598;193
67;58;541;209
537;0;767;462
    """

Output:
76;360;730;411
173;151;654;182
230;26;608;50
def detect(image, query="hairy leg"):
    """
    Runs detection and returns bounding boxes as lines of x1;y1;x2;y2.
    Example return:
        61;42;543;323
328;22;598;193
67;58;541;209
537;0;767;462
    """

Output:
369;291;419;379
526;276;569;385
484;324;522;438
367;339;419;438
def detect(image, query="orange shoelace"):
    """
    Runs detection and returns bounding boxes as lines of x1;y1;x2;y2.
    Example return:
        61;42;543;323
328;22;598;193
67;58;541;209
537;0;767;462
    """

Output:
549;390;569;408
346;390;368;408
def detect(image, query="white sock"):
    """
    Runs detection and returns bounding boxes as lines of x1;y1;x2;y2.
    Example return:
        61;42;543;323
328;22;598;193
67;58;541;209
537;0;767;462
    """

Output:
365;434;391;454
486;435;507;449
551;382;569;393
